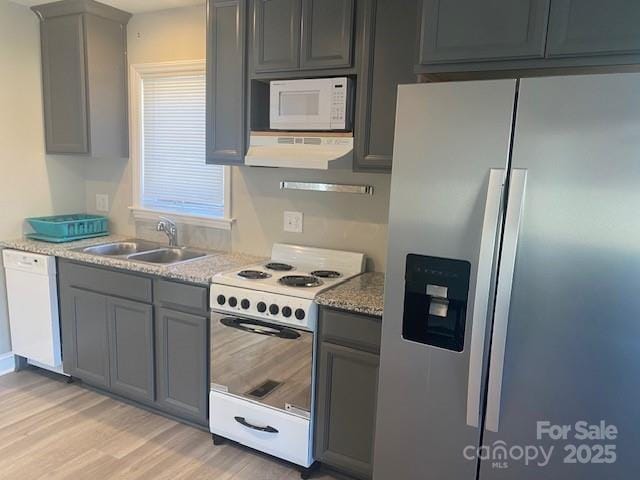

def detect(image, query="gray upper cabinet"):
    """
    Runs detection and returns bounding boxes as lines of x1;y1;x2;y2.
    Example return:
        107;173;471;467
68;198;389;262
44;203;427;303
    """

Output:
252;0;301;72
108;298;155;403
300;0;355;70
419;0;550;64
39;14;89;154
206;0;247;165
61;287;110;388
250;0;356;74
546;0;640;58
155;308;209;425
32;0;131;157
355;0;417;172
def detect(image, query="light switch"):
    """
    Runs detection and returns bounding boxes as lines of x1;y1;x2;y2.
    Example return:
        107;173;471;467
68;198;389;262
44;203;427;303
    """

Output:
284;211;303;233
96;194;109;212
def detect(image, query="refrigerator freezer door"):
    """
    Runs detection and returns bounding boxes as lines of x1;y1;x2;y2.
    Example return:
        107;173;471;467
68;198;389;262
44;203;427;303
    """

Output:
480;73;640;479
374;80;517;480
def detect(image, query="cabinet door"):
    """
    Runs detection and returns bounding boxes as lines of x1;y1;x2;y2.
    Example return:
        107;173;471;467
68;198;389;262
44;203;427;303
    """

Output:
355;0;417;172
252;0;301;72
40;14;89;154
156;308;208;425
300;0;354;70
108;298;154;403
547;0;640;57
60;287;109;387
315;342;379;480
207;0;247;165
418;0;549;64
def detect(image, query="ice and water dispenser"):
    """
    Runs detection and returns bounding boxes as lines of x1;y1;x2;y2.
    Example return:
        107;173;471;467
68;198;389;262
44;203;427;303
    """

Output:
402;254;470;352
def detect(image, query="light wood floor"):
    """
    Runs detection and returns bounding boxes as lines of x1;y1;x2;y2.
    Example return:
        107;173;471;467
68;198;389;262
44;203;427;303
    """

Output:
0;369;339;480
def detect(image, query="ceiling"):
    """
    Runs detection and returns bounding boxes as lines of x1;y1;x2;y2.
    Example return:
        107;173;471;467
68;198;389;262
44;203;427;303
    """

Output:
11;0;205;14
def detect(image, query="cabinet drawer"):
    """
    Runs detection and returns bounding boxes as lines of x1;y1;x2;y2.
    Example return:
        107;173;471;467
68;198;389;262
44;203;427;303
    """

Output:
59;261;152;303
154;279;208;314
210;391;311;467
320;308;382;353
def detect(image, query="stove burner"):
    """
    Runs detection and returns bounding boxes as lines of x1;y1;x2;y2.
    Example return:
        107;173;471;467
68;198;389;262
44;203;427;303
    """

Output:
311;270;342;279
265;262;294;272
238;270;271;280
279;275;323;288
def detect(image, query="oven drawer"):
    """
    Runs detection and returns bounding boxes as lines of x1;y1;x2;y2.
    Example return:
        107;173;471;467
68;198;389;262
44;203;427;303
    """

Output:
210;391;312;467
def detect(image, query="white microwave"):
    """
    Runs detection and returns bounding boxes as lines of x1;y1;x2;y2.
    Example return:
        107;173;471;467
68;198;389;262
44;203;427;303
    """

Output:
270;77;353;131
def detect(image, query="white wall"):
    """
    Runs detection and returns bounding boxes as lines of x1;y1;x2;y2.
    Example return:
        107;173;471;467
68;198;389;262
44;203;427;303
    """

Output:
85;4;391;271
84;4;209;236
0;1;87;355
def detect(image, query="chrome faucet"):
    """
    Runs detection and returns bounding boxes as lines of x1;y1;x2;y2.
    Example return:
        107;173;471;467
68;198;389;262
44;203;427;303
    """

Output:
157;217;178;247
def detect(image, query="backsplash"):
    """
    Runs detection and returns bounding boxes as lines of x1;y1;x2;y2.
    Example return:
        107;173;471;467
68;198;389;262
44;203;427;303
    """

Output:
135;219;232;252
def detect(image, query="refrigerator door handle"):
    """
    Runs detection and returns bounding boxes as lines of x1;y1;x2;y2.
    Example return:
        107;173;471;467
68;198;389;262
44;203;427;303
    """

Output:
485;169;528;433
466;168;506;428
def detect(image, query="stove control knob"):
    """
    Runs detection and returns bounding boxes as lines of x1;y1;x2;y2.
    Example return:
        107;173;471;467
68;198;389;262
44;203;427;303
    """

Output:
282;306;292;318
241;299;250;310
269;304;279;315
257;302;267;313
228;297;238;308
216;295;226;305
295;309;306;321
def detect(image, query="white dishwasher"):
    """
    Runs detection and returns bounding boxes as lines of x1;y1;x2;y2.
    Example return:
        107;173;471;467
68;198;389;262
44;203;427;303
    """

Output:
2;250;62;371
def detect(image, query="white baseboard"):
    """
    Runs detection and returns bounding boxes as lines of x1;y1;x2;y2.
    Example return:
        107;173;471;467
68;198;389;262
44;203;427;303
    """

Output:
0;352;15;376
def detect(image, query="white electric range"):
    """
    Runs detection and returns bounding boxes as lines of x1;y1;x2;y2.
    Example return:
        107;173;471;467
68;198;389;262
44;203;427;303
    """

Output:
209;243;365;475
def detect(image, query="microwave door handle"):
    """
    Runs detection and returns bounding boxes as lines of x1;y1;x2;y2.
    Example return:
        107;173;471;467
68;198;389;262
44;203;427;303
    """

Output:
220;317;301;340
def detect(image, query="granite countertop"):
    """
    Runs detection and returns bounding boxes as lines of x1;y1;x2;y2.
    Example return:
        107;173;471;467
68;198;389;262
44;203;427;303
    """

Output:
316;272;385;318
0;235;264;286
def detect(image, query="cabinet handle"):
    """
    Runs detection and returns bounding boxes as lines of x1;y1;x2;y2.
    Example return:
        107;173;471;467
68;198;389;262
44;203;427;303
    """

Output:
234;416;279;434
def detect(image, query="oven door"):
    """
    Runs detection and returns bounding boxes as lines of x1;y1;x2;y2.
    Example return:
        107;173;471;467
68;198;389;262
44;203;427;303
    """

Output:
211;312;313;416
270;79;333;130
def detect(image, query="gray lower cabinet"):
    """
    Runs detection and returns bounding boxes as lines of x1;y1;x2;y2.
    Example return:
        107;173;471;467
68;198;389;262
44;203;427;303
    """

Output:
546;0;640;58
418;0;550;64
61;287;110;388
155;308;209;424
355;0;417;172
315;307;381;480
32;0;131;157
59;260;209;427
108;298;155;403
206;0;248;165
300;0;355;70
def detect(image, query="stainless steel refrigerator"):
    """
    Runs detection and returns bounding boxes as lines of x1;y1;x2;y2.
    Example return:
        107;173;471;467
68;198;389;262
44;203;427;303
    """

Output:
374;74;640;479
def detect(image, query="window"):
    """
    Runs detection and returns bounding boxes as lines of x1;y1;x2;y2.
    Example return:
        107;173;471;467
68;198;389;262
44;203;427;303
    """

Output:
130;61;231;230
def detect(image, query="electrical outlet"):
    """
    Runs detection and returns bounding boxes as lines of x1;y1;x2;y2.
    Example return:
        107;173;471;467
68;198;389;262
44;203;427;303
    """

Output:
95;194;110;212
284;211;303;233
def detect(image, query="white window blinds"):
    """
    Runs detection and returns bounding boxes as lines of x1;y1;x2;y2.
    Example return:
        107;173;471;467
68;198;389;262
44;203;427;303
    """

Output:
141;70;225;218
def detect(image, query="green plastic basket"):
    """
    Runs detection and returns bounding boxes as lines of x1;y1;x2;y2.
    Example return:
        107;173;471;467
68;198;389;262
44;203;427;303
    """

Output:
26;214;109;240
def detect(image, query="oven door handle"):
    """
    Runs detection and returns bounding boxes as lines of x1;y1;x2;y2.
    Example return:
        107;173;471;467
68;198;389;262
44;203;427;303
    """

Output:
234;416;279;434
221;317;301;339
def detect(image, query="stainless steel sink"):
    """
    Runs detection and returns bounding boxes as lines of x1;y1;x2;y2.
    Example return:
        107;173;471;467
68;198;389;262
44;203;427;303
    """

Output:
80;240;161;256
126;248;208;265
75;239;209;266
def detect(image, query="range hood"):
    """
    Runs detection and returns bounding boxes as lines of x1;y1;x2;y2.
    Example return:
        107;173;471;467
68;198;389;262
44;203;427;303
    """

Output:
245;133;354;170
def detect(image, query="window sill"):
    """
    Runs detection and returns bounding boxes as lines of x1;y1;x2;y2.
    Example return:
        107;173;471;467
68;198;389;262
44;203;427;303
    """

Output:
129;207;235;231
